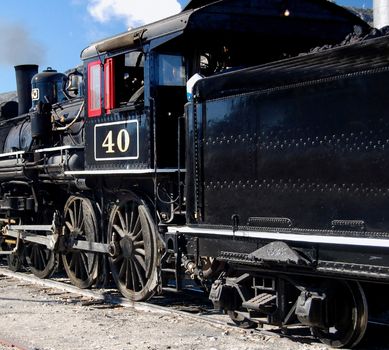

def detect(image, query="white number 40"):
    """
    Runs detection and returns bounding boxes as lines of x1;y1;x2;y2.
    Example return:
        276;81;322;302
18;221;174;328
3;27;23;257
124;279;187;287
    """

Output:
102;129;131;154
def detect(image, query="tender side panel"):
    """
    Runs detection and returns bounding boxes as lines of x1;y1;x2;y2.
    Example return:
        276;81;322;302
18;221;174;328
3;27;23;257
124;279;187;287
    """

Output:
188;38;389;237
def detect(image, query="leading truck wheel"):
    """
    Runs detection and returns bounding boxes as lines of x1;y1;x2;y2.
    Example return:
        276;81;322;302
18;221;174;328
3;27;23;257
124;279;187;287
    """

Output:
311;281;368;348
7;250;23;272
24;212;57;279
62;196;100;289
107;193;159;301
24;242;57;278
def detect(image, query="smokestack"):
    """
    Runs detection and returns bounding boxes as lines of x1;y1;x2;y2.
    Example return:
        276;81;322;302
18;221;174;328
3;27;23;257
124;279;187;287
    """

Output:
374;0;389;28
14;64;38;115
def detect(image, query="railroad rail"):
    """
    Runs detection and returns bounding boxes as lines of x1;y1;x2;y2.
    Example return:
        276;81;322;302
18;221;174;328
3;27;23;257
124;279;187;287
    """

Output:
0;267;300;342
1;266;389;349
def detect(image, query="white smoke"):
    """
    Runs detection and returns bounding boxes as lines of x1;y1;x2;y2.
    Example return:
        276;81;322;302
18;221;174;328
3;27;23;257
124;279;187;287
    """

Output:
0;21;46;66
87;0;182;28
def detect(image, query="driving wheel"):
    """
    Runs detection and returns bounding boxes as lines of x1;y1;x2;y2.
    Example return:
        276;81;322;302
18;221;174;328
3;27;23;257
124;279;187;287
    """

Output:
108;192;159;301
62;196;100;288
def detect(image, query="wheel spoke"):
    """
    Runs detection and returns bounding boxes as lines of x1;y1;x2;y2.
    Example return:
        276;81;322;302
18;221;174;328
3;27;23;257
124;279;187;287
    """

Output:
130;260;138;291
74;253;80;278
78;254;87;280
134;240;144;249
39;249;47;270
74;201;81;228
80;201;89;228
132;258;145;288
135;248;145;256
131;216;141;237
65;221;74;232
117;209;127;233
125;260;132;289
31;246;38;269
68;207;76;228
132;227;143;242
29;246;36;266
80;252;90;274
74;202;79;229
113;224;125;238
118;259;127;280
78;216;86;233
134;254;146;271
77;201;83;228
69;253;76;270
129;202;134;234
125;209;129;235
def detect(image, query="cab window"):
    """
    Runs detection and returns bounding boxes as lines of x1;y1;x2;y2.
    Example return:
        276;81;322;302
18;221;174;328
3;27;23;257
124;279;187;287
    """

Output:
157;54;186;86
104;51;144;113
87;61;102;117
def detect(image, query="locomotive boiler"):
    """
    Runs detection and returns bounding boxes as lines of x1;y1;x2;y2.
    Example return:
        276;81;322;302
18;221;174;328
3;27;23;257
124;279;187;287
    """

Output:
0;0;387;347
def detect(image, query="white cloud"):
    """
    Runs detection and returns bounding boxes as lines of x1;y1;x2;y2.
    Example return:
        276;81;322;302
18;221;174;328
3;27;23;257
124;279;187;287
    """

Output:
87;0;182;28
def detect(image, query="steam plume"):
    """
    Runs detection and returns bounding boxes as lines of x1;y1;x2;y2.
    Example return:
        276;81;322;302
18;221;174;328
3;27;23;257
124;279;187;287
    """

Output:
0;21;46;66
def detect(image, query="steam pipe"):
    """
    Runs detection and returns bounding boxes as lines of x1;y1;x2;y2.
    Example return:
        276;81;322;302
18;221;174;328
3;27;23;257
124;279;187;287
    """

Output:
14;64;38;115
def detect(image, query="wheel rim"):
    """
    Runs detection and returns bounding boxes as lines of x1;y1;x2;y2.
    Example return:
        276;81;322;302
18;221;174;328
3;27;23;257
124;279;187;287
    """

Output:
7;250;23;272
311;281;368;348
24;242;56;278
62;196;100;289
108;194;158;301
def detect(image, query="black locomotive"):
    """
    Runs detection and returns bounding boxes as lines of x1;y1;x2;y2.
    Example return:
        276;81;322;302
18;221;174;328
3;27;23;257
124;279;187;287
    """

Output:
1;0;388;347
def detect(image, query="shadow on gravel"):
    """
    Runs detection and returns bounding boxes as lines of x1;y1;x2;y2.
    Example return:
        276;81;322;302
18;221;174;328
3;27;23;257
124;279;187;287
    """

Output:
269;326;322;346
249;323;389;349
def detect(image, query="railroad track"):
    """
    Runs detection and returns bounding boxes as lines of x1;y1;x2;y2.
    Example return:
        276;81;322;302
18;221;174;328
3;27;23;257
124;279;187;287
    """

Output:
0;266;306;343
0;267;229;327
0;266;388;349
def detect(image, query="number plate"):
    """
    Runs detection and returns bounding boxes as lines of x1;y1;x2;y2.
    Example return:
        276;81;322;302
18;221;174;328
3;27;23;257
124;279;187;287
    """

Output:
94;120;139;161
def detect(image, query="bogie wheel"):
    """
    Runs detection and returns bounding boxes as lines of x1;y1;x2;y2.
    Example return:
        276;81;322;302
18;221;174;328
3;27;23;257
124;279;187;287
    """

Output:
7;250;23;272
24;242;57;278
108;193;159;301
24;211;57;279
311;280;368;348
4;239;24;272
62;196;100;289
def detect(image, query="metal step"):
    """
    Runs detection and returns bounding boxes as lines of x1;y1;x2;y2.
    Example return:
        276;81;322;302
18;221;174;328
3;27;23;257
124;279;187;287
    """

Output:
242;293;276;311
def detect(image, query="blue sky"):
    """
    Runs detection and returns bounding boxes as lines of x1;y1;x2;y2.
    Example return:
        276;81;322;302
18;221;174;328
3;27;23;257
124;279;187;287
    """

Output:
0;0;372;93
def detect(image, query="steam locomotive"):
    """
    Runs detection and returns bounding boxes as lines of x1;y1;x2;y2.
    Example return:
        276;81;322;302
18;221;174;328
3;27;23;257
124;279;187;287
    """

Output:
1;0;389;347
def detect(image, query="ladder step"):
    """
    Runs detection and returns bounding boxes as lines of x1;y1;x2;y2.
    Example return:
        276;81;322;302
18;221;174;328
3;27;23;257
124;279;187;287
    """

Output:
242;293;277;311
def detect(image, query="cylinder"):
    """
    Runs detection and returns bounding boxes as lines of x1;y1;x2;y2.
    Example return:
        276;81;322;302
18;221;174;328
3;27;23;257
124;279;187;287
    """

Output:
14;64;38;115
374;0;389;28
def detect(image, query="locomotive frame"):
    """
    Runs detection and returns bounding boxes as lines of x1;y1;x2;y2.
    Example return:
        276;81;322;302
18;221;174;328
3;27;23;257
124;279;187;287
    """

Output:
0;0;387;347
